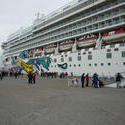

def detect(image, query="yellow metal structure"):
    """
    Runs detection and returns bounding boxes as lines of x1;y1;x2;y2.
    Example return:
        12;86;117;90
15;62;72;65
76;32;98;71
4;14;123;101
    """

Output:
17;58;34;73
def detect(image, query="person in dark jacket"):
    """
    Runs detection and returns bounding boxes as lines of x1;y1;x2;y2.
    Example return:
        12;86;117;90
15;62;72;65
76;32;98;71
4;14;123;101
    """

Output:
93;73;99;88
116;73;124;88
85;73;89;87
28;72;33;84
0;72;3;80
33;72;36;84
81;73;85;88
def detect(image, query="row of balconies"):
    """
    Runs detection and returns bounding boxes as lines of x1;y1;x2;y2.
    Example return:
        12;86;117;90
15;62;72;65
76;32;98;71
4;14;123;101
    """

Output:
8;0;124;47
7;15;125;53
32;2;125;40
33;0;124;35
4;29;125;57
8;1;125;49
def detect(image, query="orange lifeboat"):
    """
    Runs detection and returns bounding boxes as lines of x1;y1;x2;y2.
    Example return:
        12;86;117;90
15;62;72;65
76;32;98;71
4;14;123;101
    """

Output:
102;28;125;42
59;41;74;51
77;34;97;47
45;44;57;53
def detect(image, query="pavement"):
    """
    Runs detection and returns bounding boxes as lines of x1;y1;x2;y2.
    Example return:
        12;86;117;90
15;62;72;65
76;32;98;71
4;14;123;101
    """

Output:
0;76;125;125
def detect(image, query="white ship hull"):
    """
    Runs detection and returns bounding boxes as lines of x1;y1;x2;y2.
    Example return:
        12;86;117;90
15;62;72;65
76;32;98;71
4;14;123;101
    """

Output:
3;44;125;77
1;0;125;77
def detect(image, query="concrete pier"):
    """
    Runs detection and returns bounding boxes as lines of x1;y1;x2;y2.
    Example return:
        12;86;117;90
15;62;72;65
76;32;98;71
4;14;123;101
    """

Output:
0;77;125;125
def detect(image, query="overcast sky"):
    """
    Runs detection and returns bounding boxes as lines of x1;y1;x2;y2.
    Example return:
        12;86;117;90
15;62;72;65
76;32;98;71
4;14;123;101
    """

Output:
0;0;73;64
0;0;73;43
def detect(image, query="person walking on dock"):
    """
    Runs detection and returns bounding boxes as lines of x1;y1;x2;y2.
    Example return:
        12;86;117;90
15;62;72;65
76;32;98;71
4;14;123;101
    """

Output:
81;73;85;88
93;73;99;88
33;72;36;84
0;72;3;80
116;73;124;88
85;73;89;87
28;72;33;84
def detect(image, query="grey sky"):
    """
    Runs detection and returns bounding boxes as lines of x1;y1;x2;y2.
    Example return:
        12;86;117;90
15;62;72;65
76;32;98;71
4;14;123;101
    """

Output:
0;0;73;64
0;0;73;43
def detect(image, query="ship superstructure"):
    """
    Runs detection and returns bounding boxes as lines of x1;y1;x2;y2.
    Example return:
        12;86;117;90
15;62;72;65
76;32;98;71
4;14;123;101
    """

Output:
1;0;125;76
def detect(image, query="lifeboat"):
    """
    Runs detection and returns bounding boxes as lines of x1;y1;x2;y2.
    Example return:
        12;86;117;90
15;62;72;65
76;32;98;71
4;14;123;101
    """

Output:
59;41;74;51
77;34;97;47
44;44;57;54
102;28;125;42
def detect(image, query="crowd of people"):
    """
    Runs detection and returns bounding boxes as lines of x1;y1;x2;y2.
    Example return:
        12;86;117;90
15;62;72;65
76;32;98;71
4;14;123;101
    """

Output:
41;72;57;78
27;72;36;84
80;72;124;88
80;73;104;88
0;71;9;80
40;72;68;78
0;70;124;88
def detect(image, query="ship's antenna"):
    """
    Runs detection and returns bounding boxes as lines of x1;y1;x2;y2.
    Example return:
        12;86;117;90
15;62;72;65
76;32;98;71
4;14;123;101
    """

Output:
35;12;40;20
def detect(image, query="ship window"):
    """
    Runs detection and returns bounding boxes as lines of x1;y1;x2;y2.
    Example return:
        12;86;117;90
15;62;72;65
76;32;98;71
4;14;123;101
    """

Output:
54;58;57;63
6;58;8;61
107;49;111;52
108;63;111;66
88;51;92;54
85;48;89;51
74;64;76;67
78;52;81;55
55;65;56;67
120;43;125;47
83;52;86;55
122;51;125;57
78;64;81;67
78;56;81;61
69;64;72;67
101;22;104;27
88;55;92;60
89;64;91;67
114;48;119;51
101;63;104;66
61;58;64;62
69;57;72;62
123;62;125;65
65;55;67;57
51;66;53;68
106;53;112;59
94;63;97;66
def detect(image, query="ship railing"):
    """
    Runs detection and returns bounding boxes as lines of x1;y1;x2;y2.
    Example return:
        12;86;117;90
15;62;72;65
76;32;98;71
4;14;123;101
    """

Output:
35;0;97;27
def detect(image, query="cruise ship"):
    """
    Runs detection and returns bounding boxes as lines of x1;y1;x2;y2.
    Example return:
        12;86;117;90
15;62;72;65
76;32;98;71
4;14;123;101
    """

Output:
1;0;125;76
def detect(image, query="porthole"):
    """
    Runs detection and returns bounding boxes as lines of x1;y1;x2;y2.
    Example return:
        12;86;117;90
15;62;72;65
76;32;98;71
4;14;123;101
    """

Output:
89;64;91;67
101;63;104;66
108;63;111;66
94;63;97;66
